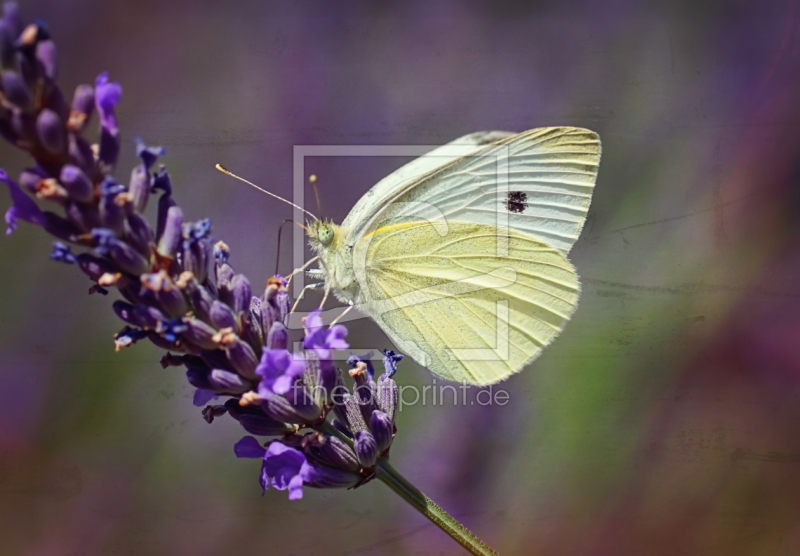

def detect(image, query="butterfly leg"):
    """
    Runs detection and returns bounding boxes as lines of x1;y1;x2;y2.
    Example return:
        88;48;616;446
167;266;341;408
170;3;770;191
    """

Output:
330;302;355;326
285;256;320;285
290;282;324;314
319;283;331;310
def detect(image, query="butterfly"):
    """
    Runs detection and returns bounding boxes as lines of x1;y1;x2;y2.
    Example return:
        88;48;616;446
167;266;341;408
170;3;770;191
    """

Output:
222;127;600;385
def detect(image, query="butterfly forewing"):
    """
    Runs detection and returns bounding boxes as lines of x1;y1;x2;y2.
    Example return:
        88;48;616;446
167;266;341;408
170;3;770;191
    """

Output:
349;127;600;256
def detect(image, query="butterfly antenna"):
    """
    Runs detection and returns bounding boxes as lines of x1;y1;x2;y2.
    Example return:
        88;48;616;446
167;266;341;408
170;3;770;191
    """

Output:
215;164;318;221
309;174;323;217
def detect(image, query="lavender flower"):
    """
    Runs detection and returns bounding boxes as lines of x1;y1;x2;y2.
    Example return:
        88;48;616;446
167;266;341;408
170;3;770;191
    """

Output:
0;7;503;554
0;2;401;502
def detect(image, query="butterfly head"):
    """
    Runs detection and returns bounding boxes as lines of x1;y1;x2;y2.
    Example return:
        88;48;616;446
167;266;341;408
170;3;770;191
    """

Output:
307;219;340;252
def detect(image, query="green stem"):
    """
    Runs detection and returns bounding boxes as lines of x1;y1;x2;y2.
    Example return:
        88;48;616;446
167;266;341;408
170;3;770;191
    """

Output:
375;459;498;556
319;421;497;555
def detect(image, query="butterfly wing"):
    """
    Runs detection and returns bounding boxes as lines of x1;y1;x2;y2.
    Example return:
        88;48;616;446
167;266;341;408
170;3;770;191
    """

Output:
342;131;515;238
349;127;600;255
352;220;579;385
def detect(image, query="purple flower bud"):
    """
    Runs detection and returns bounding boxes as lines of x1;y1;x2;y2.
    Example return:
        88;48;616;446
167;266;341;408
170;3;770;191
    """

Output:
266;322;288;351
176;272;214;323
237;412;292;436
124;212;153;257
42;211;81;242
99;127;119;171
155;317;189;344
62;201;98;232
147;330;183;352
152;166;171;195
209;300;236;331
185;367;213;390
35;108;64;154
95;72;120;134
91;228;149;275
349;362;377;425
230;274;252;316
245;296;264;345
59;165;93;203
179;317;218;350
381;349;403;378
112;300;137;324
95;72;122;170
213;240;229;264
1;168;44;234
112;300;164;329
18;168;43;194
114;325;148;351
44;85;69;121
2;3;22;38
2;71;31;110
200;349;234;372
341;391;368;434
377;375;399;422
157;205;182;258
300;461;361;490
50;241;75;264
369;410;394;453
135;138;164;170
216;262;235;305
302;432;360;473
68;135;97;179
35;39;56;80
354;430;378;468
182;219;211;284
128;165;149;213
15;22;47;51
261;388;320;425
98;179;126;235
68;84;94;133
208;368;250;394
214;328;258;378
75;252;117;281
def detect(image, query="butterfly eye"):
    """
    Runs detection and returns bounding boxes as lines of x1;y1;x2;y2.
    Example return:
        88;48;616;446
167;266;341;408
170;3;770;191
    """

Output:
319;226;334;246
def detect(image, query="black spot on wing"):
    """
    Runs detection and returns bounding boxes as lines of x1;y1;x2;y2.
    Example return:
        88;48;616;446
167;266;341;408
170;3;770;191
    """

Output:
505;191;528;213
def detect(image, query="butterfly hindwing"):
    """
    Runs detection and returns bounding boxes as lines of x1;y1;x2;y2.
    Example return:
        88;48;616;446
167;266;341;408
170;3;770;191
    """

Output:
352;220;580;384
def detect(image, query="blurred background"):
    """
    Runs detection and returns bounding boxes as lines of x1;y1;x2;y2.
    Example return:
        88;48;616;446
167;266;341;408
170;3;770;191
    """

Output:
1;0;800;554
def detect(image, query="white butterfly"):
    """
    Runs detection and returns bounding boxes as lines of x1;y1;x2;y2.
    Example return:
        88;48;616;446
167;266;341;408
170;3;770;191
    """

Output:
223;127;601;385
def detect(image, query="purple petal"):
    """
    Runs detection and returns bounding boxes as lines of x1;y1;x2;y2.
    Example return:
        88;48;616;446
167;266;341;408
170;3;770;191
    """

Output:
234;436;267;459
95;72;121;133
192;388;217;407
271;358;305;396
287;474;304;500
302;309;325;348
325;324;349;350
1;169;44;234
264;442;306;495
